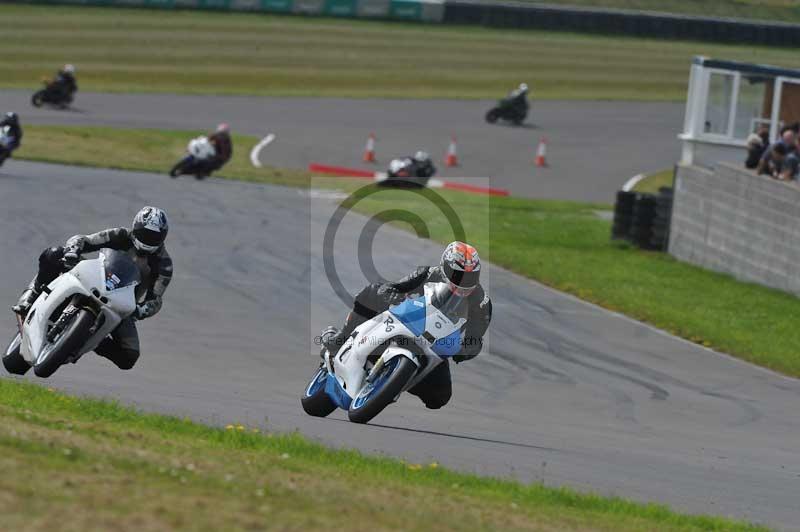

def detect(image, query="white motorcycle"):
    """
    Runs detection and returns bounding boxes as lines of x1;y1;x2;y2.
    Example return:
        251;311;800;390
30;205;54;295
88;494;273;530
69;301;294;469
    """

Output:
302;282;467;424
3;249;140;378
169;136;217;179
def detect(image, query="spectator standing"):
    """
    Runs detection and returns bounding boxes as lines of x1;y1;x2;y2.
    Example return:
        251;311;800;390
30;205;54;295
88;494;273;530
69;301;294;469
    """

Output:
745;126;769;169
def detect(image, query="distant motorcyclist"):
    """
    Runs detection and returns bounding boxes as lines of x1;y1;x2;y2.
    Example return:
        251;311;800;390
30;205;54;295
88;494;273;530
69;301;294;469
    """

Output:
320;241;492;409
384;150;436;187
486;83;530;125
52;64;78;102
205;123;233;174
507;82;529;108
12;207;173;370
0;112;23;165
410;151;436;178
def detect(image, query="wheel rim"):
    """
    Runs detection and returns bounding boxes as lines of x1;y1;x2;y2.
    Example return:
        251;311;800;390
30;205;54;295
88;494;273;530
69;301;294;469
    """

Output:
352;358;400;410
304;367;328;398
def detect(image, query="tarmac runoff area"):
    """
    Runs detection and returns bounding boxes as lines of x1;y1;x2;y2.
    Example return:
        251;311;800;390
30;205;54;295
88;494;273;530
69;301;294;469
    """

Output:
2;160;800;529
1;90;684;203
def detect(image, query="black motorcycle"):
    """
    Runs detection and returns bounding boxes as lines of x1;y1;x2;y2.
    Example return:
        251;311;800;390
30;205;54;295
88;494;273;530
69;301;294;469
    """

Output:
31;80;74;109
485;97;528;125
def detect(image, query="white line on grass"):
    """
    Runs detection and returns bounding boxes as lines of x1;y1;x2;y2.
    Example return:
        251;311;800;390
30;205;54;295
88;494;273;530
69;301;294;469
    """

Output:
249;134;276;168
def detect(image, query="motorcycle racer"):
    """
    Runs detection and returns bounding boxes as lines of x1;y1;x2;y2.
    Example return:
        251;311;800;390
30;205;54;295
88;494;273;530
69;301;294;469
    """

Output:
0;112;23;165
11;207;172;370
320;241;492;409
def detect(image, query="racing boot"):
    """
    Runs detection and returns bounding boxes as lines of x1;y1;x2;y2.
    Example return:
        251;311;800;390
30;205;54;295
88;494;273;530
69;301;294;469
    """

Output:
321;311;369;358
320;326;340;359
11;282;41;319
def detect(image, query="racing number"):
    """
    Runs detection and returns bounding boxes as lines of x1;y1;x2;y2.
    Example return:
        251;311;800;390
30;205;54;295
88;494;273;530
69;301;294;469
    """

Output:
384;316;395;333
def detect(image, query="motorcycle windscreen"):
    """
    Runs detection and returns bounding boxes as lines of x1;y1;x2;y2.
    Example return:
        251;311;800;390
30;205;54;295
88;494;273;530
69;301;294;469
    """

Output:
389;296;427;337
101;249;141;291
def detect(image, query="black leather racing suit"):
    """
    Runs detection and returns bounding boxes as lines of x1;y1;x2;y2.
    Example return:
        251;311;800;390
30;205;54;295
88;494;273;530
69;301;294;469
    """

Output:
53;71;78;101
23;228;172;370
327;266;492;409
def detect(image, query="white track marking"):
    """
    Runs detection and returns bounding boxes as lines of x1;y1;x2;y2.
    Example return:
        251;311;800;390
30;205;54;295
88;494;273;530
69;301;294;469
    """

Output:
621;173;645;192
249;133;276;168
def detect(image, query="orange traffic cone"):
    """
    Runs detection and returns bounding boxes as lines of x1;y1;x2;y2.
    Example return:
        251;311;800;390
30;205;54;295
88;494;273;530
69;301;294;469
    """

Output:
445;136;458;167
535;137;547;167
363;133;376;163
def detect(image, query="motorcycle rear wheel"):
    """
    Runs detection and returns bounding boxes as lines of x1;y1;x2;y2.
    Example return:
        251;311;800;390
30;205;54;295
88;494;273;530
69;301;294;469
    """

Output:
301;366;337;417
348;357;417;424
3;332;30;375
33;309;94;378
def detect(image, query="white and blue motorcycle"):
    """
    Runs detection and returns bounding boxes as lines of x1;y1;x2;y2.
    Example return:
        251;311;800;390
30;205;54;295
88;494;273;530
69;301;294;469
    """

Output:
302;282;467;424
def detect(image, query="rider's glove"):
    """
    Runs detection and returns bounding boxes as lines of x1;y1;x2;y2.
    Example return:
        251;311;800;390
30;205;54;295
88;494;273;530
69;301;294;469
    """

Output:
135;304;150;320
380;287;406;307
62;249;81;269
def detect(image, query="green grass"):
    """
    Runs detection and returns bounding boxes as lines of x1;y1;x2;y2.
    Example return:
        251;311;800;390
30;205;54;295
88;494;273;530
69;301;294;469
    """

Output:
0;378;767;531
14;124;800;377
493;0;800;23
5;4;800;100
633;167;675;194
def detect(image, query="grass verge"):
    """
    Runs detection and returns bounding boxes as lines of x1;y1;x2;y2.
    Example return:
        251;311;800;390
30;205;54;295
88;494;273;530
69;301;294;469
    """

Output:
495;0;800;23
632;167;675;194
13;124;800;377
4;4;800;100
0;378;766;531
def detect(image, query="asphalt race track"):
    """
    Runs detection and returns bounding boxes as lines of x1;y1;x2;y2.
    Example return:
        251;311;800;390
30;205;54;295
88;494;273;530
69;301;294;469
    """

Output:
0;90;683;203
2;160;800;530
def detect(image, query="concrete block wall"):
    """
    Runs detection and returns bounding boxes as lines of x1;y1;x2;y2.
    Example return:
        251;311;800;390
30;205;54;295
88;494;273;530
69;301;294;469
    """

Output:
669;162;800;296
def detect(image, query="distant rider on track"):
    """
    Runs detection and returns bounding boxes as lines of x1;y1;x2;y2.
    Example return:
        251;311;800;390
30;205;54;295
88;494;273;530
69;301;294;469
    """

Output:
0;112;23;166
12;207;173;370
204;123;233;175
52;64;78;103
321;241;492;409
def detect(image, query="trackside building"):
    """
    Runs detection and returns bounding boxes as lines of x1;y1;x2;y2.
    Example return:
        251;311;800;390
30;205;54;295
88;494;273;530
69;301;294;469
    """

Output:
671;57;800;297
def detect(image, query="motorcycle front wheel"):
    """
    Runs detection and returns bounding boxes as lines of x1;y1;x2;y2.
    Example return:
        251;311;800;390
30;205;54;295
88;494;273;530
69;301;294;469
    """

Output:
3;332;30;375
33;309;94;378
348;356;417;424
301;366;337;417
485;108;500;124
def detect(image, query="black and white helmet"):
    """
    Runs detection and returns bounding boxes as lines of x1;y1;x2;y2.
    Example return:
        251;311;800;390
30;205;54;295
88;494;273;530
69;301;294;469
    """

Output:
131;206;169;254
414;150;431;164
5;112;18;125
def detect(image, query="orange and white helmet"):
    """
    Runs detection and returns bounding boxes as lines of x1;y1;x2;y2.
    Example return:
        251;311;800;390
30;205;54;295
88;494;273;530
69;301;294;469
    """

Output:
441;241;481;297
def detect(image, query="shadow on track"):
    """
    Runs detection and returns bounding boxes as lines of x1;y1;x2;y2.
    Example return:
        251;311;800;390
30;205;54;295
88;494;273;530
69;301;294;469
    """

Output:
328;418;560;452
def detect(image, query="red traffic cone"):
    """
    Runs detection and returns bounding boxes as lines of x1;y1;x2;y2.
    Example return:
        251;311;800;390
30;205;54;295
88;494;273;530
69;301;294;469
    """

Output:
363;133;376;163
535;137;547;167
445;136;459;167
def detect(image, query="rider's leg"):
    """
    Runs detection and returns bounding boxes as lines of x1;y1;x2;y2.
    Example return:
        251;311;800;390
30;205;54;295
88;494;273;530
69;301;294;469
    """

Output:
321;284;386;355
407;360;452;409
12;247;65;317
95;318;140;370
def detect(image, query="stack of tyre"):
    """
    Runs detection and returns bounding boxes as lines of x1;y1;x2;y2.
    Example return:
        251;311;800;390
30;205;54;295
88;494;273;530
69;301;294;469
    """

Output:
650;187;673;250
611;191;637;240
611;188;673;251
